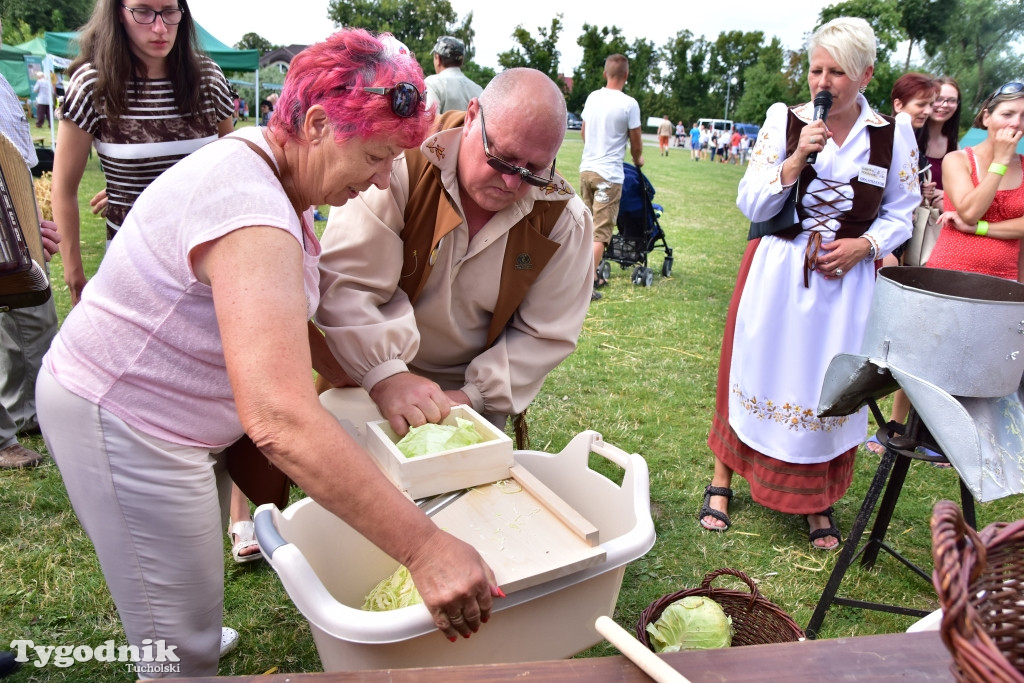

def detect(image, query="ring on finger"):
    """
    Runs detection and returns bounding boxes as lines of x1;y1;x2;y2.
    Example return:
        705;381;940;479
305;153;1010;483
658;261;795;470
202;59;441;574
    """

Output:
449;613;465;624
810;136;818;144
835;268;844;276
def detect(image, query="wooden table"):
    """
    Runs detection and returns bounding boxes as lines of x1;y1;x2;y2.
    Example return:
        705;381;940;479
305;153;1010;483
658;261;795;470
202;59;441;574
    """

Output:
181;630;953;682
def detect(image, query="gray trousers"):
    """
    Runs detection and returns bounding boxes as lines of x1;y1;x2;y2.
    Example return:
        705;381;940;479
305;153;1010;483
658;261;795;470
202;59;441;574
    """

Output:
0;298;57;448
37;367;232;677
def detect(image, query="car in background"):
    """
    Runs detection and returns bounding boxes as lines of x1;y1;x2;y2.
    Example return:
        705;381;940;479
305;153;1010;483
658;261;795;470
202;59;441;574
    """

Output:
567;112;582;130
734;122;761;139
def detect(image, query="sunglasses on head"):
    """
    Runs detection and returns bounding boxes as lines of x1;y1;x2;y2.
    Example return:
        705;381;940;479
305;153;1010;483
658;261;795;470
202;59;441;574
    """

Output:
478;106;556;188
341;82;424;118
986;82;1024;108
994;82;1024;97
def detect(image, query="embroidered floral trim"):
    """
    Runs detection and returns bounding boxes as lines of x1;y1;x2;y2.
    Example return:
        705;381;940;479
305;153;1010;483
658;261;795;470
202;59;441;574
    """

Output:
732;385;850;431
897;149;921;193
426;139;446;161
542;179;574;196
748;130;779;171
863;109;888;126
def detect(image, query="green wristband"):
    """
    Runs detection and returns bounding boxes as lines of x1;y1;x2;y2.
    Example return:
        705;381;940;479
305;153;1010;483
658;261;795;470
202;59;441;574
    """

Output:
988;163;1008;176
976;220;989;236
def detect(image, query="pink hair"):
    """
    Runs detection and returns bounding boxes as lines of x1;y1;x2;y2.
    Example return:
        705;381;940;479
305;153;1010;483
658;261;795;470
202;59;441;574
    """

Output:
270;28;433;149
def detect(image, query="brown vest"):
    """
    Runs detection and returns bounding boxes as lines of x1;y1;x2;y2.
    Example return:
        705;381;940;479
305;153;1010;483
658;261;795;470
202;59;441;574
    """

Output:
774;109;896;240
399;110;569;347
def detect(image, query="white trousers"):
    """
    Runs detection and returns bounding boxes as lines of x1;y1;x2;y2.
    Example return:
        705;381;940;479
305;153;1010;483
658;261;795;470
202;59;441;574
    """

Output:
37;366;231;677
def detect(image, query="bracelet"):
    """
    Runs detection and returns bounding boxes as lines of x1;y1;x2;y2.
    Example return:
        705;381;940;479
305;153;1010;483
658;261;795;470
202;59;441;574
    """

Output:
862;234;879;261
988;163;1008;176
976;220;989;236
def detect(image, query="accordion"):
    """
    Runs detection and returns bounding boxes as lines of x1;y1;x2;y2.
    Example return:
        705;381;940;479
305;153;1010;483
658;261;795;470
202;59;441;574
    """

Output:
0;133;51;311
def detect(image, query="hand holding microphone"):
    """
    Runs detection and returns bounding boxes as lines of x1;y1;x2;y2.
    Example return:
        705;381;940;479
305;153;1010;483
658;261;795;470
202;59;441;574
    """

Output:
806;91;832;164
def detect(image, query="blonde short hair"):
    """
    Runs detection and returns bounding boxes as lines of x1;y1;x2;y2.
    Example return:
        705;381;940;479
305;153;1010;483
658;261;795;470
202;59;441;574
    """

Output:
808;17;876;80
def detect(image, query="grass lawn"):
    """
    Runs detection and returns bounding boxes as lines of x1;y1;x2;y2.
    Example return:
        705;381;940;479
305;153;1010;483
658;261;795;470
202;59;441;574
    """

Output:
2;129;1023;679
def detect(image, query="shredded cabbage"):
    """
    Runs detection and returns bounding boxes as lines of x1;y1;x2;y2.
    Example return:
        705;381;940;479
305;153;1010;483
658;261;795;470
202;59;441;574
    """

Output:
646;596;734;652
396;417;484;458
362;565;423;611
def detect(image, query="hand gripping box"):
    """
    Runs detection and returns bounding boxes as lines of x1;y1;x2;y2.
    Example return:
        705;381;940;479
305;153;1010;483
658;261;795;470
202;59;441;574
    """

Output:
364;404;514;499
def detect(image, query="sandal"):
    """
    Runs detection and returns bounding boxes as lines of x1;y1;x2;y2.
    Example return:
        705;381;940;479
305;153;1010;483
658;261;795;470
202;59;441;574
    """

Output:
864;434;885;455
228;521;263;564
594;277;609;289
698;484;733;531
808;507;842;550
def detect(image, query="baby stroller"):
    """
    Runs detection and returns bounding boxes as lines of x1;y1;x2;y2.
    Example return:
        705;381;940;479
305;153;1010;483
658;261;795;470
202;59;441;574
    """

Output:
597;163;673;287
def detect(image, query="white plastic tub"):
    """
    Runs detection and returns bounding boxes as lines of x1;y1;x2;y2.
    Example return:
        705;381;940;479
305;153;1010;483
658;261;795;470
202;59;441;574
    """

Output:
253;430;655;671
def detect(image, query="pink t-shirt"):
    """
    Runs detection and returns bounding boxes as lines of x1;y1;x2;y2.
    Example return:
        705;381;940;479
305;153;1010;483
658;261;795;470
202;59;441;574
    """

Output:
45;127;321;448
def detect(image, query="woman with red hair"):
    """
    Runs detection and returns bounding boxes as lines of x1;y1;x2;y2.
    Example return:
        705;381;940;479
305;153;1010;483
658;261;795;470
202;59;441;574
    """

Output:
38;28;498;677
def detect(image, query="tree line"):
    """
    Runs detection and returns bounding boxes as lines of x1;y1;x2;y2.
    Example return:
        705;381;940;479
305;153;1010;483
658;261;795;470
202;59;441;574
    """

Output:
319;0;1024;133
6;0;1021;135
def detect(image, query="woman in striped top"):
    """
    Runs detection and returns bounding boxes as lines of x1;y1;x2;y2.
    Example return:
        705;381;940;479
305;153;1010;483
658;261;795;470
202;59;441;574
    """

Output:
52;0;233;306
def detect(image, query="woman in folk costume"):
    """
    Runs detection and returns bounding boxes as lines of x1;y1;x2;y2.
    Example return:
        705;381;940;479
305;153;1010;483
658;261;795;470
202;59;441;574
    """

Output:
700;16;919;549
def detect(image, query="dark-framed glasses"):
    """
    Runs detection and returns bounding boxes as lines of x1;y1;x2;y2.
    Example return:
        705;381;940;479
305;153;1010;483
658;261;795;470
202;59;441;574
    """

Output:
934;97;960;107
342;82;424;118
120;4;184;25
478;106;555;188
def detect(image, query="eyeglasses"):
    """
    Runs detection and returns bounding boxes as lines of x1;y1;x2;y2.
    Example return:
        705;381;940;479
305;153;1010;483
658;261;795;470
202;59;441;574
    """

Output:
994;82;1024;97
478;106;555;188
934;97;960;107
120;4;184;25
341;82;424;118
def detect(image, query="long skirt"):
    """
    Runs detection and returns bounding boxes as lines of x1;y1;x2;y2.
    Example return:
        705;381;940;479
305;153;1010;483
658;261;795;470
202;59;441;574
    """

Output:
707;239;855;515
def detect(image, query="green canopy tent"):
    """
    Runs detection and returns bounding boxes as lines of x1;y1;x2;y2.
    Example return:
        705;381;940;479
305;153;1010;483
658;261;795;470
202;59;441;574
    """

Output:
0;44;31;98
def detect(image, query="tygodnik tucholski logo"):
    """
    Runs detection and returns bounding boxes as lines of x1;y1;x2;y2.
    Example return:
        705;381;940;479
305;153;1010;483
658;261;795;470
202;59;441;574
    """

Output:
10;638;181;674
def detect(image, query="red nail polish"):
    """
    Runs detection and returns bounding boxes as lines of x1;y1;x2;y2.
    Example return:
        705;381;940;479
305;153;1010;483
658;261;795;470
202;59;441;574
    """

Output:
496;587;507;598
448;636;457;642
463;632;471;639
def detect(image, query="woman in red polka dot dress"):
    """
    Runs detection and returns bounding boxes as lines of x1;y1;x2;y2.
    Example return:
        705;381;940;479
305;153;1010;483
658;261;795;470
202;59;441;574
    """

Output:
928;83;1024;280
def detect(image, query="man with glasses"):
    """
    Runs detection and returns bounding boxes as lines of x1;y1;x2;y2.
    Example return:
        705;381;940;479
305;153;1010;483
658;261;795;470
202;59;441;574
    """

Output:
579;54;644;300
424;36;483;114
314;68;594;439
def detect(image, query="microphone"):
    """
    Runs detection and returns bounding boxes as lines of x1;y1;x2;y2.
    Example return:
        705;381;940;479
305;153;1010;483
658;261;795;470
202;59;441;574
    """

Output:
806;91;833;164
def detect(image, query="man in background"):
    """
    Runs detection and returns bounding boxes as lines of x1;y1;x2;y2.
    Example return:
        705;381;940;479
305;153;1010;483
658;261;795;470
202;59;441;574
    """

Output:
690;121;701;161
657;115;673;156
579;54;644;299
32;72;52;129
424;36;483;114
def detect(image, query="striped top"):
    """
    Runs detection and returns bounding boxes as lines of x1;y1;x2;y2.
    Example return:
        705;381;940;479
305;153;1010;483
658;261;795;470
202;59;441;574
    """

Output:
60;56;233;235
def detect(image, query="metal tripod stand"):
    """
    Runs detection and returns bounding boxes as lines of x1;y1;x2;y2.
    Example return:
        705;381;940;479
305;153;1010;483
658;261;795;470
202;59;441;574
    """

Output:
804;398;976;638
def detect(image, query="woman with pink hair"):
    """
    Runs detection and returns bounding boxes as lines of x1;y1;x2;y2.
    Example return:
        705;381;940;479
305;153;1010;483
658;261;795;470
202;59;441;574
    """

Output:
37;28;498;677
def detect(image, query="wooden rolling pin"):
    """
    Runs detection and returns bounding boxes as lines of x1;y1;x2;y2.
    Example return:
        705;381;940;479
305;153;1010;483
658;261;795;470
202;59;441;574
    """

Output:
595;616;691;683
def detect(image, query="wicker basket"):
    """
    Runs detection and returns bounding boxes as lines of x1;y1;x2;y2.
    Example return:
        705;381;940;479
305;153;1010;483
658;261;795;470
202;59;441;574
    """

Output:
931;500;1024;683
635;568;804;650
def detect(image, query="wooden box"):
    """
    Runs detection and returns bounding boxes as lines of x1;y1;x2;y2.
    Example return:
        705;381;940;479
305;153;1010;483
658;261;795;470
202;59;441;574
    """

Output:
365;405;513;498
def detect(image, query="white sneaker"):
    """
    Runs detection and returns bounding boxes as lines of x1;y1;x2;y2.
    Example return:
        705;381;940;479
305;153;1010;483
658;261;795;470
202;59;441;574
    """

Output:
220;627;239;658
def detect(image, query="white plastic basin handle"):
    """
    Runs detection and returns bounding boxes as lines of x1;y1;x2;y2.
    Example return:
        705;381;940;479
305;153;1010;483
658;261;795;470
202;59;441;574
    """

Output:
591;438;632;469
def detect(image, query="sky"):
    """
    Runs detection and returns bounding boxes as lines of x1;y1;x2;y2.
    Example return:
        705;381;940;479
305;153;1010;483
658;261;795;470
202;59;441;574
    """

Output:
185;0;836;72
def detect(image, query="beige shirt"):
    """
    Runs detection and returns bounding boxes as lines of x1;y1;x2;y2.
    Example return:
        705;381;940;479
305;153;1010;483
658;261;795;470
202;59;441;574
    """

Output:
316;127;595;419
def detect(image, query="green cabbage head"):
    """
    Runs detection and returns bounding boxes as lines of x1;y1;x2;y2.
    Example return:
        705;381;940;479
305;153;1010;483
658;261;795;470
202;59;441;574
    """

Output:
646;595;734;652
396;417;484;458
